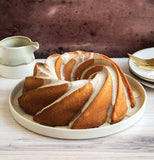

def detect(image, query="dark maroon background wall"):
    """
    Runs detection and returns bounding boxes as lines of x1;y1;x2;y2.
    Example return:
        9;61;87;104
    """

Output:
0;0;154;58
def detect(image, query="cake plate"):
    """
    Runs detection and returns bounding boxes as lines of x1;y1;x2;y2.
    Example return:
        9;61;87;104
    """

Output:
9;75;147;139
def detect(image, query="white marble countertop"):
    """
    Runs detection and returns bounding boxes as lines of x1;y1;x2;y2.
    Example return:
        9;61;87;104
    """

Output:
0;58;154;160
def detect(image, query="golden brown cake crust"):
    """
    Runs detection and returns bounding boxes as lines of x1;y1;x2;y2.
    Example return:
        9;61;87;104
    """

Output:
33;82;93;126
71;68;112;129
19;83;69;115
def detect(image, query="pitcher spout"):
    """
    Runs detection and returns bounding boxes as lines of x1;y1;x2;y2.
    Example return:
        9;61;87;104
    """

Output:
0;46;2;63
31;42;39;52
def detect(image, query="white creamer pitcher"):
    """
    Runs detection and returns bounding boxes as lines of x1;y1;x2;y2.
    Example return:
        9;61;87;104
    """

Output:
0;36;39;78
0;36;39;66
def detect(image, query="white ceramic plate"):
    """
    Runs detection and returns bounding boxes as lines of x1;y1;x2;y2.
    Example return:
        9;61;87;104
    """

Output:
137;79;154;88
129;47;154;82
130;71;154;88
9;75;147;139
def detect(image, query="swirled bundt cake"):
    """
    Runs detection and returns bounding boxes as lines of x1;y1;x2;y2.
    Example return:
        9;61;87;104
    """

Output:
18;51;136;129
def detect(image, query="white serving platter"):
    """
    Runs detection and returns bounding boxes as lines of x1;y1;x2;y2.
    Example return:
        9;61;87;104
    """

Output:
129;47;154;82
9;75;147;139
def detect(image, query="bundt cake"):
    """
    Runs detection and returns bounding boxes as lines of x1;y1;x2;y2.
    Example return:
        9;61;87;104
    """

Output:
18;51;136;129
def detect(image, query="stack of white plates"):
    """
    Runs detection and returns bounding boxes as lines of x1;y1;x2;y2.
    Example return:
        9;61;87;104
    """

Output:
129;47;154;88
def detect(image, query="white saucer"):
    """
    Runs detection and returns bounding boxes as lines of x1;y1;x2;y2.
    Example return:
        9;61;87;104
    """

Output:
129;47;154;82
0;60;35;79
9;75;146;139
